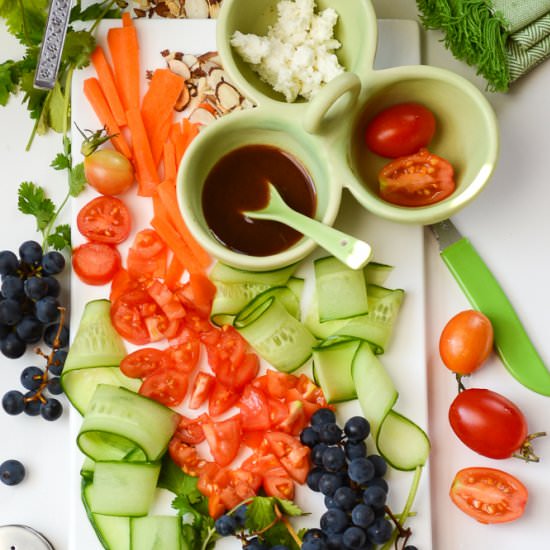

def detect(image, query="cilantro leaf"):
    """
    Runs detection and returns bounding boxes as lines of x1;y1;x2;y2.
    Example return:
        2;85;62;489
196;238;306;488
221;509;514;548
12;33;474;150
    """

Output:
262;520;300;550
0;0;48;45
275;498;307;517
0;59;20;105
70;162;87;196
70;2;121;22
246;497;277;532
46;224;71;251
17;181;55;231
51;153;71;171
62;29;96;70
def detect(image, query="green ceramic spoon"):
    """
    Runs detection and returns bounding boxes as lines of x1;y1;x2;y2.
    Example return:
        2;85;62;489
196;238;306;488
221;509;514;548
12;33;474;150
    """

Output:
244;183;372;270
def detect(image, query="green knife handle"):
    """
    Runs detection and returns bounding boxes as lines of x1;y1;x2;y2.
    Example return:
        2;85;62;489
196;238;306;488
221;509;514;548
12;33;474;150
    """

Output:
441;237;550;396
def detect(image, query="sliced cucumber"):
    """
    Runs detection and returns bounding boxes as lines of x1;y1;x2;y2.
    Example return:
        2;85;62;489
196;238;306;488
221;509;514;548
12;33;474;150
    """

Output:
287;276;305;302
87;461;161;517
235;296;317;372
314;256;369;322
77;384;179;462
364;262;394;286
62;300;139;415
312;339;361;403
209;261;296;285
376;410;430;471
82;479;130;550
130;516;182;550
81;456;96;482
351;341;397;436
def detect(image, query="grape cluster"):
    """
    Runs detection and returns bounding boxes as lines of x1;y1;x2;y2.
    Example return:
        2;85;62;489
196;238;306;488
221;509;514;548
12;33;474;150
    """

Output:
0;242;68;359
0;242;69;421
299;409;403;550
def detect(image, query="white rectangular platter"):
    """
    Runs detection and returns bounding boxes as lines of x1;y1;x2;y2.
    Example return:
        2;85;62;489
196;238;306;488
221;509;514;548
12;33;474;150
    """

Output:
69;17;432;550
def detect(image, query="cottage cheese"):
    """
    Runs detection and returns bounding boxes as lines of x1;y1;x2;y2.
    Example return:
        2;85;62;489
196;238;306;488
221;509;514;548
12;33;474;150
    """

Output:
230;0;344;102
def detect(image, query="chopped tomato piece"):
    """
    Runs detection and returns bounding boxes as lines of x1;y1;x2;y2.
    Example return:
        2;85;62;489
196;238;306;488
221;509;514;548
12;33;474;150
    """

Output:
278;400;308;436
127;246;167;280
263;473;295;500
189;372;215;409
164;330;201;372
203;415;242;467
242;430;267;450
111;289;156;345
208;494;226;519
238;385;271;432
175;413;210;445
139;366;189;407
131;228;166;258
147;280;186;320
265;431;311;484
177;273;216;317
120;347;165;379
268;397;289;427
169;436;209;477
254;370;299;399
208;380;241;417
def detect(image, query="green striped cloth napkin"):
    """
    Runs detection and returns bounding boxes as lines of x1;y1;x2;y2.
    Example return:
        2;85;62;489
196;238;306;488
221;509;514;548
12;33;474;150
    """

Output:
416;0;550;91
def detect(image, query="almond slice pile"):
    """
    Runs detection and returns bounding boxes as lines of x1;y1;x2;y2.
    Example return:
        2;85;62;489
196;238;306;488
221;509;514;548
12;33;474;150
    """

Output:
134;0;223;20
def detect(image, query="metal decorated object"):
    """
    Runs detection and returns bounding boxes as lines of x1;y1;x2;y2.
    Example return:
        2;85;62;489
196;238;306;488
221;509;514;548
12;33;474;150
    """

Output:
34;0;72;90
0;525;54;550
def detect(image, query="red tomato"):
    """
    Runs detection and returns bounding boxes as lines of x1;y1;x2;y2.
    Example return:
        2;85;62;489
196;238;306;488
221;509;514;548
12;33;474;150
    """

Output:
120;347;165;379
77;196;131;244
110;268;141;303
127;247;167;280
439;310;493;375
111;289;153;344
450;467;528;524
131;229;166;258
189;372;215;409
238;385;271;432
146;280;186;320
169;437;209;477
84;149;134;196
72;242;121;286
449;388;529;459
139;367;189;407
265;431;310;484
379;148;455;207
203;415;241;467
177;273;216;316
365;102;436;158
208;381;241;417
263;473;295;500
278;400;308;436
175;414;210;445
164;331;201;373
253;370;299;399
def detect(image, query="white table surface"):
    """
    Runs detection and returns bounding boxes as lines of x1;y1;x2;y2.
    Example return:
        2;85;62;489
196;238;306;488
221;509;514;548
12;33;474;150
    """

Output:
2;1;550;549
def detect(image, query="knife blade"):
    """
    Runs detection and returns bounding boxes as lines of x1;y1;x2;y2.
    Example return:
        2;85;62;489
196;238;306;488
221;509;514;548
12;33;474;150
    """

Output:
33;0;72;90
430;219;550;396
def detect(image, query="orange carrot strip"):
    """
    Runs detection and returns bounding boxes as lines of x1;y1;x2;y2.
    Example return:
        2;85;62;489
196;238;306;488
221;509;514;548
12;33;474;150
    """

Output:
142;68;185;166
107;22;140;112
126;108;160;196
122;11;133;27
177;118;200;164
170;121;184;163
151;214;203;275
165;255;185;290
156;179;211;268
163;141;177;181
83;77;132;159
90;46;127;127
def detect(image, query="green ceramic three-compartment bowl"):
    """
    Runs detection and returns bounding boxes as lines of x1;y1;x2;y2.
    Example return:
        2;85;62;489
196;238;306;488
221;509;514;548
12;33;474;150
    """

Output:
177;0;499;271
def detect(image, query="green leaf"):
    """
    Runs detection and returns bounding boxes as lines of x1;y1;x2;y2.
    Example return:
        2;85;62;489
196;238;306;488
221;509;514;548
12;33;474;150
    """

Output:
246;496;276;532
62;29;96;70
275;498;307;517
0;59;20;106
51;153;71;171
46;81;66;133
70;163;87;196
0;0;48;45
262;521;300;550
17;181;55;231
46;224;71;251
70;2;121;22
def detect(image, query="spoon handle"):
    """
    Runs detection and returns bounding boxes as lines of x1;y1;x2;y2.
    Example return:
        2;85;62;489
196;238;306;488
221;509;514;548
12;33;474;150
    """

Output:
254;208;372;270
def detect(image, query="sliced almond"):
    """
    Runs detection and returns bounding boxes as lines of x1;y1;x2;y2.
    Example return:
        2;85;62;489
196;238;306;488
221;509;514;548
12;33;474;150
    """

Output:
181;53;200;71
208;0;221;18
216;81;243;111
184;0;210;18
207;67;226;90
197;51;219;64
188;106;217;126
167;58;191;80
174;85;191;111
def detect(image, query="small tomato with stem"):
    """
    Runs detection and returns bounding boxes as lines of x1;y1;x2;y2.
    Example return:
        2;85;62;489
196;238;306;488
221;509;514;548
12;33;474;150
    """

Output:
84;149;134;196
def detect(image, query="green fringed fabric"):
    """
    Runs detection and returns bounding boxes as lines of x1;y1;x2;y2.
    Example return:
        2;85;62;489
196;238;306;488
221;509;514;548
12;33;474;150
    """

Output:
416;0;510;91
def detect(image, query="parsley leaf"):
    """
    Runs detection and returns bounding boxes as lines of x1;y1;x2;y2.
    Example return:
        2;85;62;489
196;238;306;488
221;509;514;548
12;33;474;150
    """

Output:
262;521;300;550
51;153;71;171
246;497;277;532
275;498;307;517
0;59;20;105
17;181;55;231
46;224;71;251
70;163;87;197
62;29;96;70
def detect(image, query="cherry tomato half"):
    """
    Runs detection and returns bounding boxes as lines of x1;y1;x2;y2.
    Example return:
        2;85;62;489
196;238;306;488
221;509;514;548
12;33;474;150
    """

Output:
379;148;455;207
365;102;436;158
110;289;157;345
449;388;529;459
84;149;134;196
139;366;189;407
77;196;131;244
120;347;166;379
450;467;528;524
72;242;121;286
440;310;493;375
202;415;242;467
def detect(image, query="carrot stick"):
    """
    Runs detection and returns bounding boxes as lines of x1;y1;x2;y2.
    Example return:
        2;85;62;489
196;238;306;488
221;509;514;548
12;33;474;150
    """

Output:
142;68;185;166
107;21;140;112
175;118;200;164
156;179;211;268
90;46;127;127
169;121;184;162
122;12;133;26
165;255;185;290
151;214;203;275
83;77;132;159
163;141;177;181
126;108;159;196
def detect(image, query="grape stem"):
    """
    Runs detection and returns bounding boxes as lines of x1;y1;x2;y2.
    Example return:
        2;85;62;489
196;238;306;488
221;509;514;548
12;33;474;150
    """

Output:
380;465;424;550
